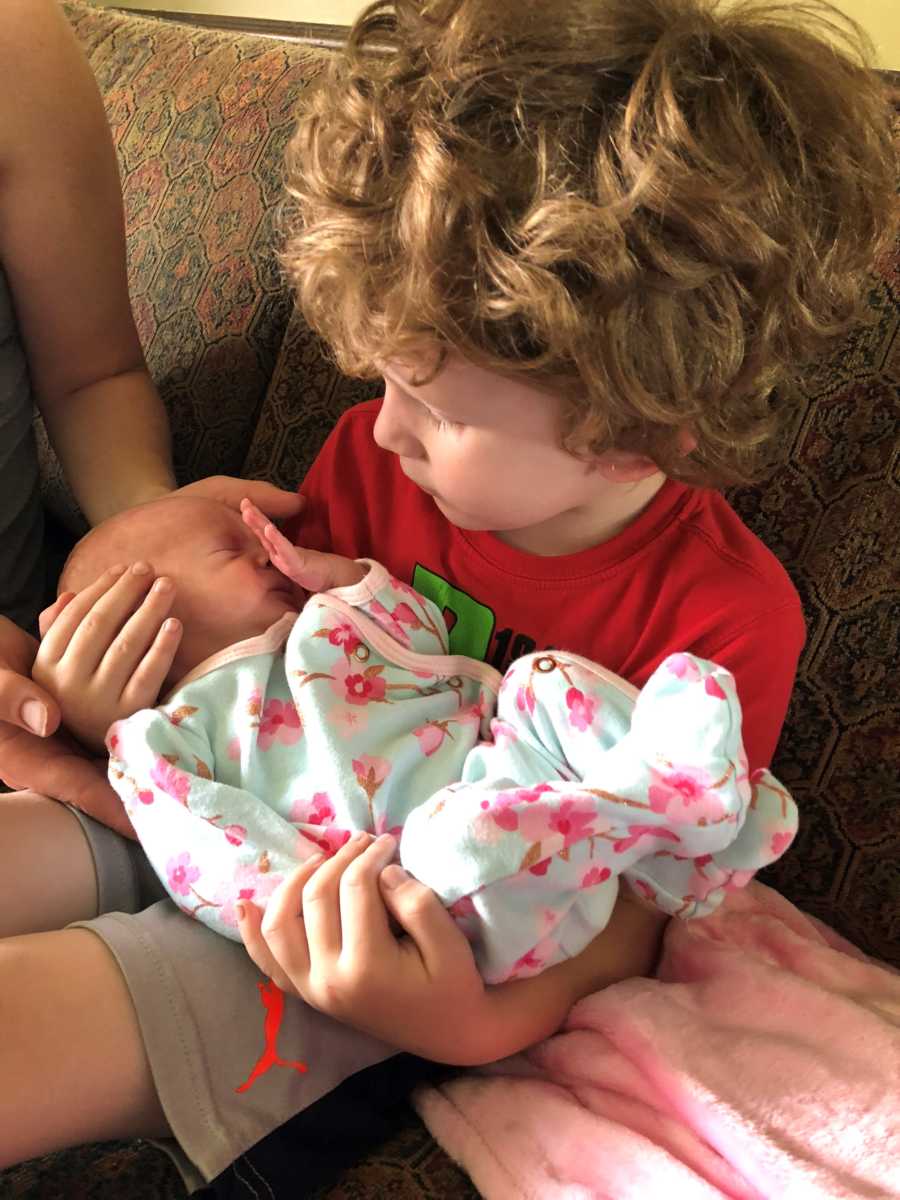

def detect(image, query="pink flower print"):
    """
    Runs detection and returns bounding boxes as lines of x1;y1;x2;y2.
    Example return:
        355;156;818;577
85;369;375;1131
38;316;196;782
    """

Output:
704;675;727;701
482;783;555;835
582;865;612;888
529;857;551;876
374;812;403;840
167;851;200;896
327;620;361;655
686;856;728;902
413;721;449;756
257;698;302;750
300;826;352;858
548;799;596;848
151;756;190;805
631;878;657;904
512;948;545;975
666;654;701;682
217;862;284;928
137;789;154;805
566;687;597;732
224;824;246;847
449;895;476;919
331;705;369;738
107;730;119;756
331;657;387;706
367;598;419;648
648;765;716;815
724;868;755;892
613;824;681;854
771;829;794;857
489;718;518;749
516;685;536;715
290;791;335;825
353;754;391;809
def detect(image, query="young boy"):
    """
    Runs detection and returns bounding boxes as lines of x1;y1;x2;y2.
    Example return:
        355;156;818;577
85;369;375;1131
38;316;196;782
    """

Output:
0;0;894;1191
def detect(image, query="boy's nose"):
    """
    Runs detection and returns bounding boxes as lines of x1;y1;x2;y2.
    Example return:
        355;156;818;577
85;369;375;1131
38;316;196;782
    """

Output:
373;390;425;459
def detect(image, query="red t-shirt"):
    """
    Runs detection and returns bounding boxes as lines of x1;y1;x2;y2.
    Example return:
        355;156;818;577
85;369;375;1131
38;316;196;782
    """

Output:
294;400;805;770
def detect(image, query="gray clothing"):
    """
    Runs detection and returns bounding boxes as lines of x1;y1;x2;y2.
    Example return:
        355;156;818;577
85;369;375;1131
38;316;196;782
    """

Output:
0;265;45;631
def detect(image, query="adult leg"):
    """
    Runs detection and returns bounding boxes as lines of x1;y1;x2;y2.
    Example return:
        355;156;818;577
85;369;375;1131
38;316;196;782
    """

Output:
0;925;170;1167
0;790;98;936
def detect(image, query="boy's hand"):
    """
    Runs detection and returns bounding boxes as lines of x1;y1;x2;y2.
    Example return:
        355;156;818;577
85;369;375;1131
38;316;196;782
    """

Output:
32;563;183;753
241;498;365;595
237;833;489;1063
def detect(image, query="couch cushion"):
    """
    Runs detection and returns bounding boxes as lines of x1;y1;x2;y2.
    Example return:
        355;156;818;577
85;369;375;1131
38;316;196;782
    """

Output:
726;225;899;965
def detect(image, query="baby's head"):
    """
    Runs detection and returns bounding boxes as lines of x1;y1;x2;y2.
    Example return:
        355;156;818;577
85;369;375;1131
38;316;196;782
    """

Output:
60;496;299;690
283;0;896;486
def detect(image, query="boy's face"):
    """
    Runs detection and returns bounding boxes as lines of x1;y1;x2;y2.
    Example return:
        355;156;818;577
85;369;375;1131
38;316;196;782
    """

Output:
70;496;299;686
374;353;662;554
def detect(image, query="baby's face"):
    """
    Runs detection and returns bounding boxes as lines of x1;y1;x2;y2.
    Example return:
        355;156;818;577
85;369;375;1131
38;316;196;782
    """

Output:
67;496;299;687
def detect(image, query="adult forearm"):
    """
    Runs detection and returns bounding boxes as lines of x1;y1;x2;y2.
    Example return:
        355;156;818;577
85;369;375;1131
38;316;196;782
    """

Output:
40;368;175;525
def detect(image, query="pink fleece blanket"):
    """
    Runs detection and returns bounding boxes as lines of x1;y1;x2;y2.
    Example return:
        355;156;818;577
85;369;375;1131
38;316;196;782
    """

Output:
415;883;900;1199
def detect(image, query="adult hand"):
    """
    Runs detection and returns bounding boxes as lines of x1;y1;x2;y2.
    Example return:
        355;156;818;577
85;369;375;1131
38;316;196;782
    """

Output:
237;833;488;1063
173;476;305;523
0;582;162;840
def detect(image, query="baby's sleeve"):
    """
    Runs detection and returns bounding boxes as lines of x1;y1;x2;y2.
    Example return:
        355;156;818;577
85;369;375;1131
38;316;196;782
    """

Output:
323;560;453;657
400;651;798;983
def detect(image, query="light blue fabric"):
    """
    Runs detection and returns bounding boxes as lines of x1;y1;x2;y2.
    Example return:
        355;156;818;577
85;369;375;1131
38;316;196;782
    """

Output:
108;562;798;983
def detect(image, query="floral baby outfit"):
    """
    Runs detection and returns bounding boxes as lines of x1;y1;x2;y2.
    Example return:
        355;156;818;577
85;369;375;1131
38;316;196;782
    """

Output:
107;562;798;984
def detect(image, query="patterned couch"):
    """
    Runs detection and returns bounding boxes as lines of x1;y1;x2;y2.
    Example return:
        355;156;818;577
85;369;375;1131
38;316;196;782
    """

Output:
4;3;897;1196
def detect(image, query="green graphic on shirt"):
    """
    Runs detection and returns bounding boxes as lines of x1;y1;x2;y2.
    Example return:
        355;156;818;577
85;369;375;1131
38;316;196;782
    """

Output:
412;564;495;660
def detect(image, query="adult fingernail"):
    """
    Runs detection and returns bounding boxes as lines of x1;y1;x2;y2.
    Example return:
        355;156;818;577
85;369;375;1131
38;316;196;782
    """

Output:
350;831;372;845
153;577;173;594
21;700;48;737
132;561;152;576
109;563;127;576
375;833;396;854
381;865;409;889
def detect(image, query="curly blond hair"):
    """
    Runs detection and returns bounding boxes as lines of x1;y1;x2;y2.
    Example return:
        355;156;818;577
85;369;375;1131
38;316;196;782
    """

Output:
282;0;897;484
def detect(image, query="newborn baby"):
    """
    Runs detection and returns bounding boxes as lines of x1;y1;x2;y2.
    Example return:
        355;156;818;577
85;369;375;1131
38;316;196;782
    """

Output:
40;494;798;983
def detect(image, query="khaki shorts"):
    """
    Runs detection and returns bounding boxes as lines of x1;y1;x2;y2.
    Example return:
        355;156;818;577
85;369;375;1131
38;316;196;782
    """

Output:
68;809;395;1192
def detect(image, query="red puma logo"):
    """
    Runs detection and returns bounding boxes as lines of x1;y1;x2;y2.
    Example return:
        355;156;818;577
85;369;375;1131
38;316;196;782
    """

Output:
235;979;308;1094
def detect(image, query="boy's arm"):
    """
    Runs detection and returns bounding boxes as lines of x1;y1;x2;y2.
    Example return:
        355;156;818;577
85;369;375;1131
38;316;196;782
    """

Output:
465;890;667;1064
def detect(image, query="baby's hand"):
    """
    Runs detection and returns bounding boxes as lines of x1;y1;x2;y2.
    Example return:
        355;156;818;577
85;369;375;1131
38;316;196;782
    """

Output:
31;563;183;753
241;499;366;593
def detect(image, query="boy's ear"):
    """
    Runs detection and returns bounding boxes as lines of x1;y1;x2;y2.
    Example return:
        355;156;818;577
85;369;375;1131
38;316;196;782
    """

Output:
593;428;697;482
593;450;661;483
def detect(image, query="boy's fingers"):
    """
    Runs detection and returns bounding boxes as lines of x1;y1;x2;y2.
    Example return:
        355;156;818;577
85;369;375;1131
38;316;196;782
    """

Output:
299;834;374;959
38;592;75;638
41;565;147;667
253;857;323;982
237;900;291;987
378;866;471;975
99;578;178;696
120;617;183;712
338;835;399;962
